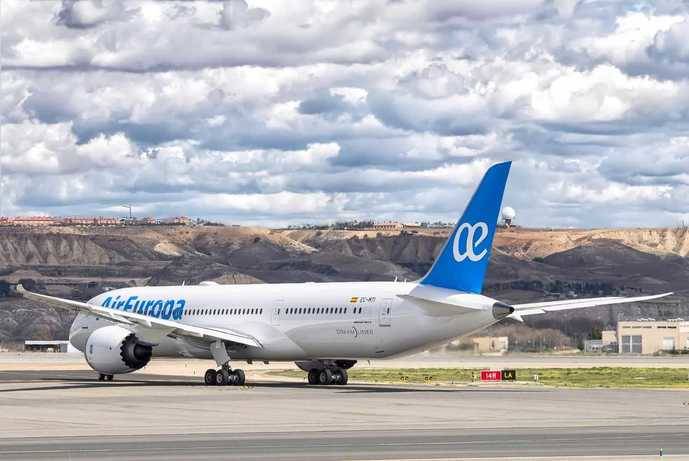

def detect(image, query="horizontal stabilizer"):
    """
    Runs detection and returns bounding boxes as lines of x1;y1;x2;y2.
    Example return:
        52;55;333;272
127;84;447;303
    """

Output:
510;292;673;319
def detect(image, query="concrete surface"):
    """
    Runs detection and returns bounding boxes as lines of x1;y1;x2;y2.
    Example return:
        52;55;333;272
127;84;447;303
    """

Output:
2;366;689;460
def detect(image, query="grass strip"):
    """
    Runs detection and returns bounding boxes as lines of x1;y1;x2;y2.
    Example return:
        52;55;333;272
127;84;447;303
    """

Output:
268;367;689;388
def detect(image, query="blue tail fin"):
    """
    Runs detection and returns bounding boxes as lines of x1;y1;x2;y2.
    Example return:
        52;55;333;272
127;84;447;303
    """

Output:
420;161;511;293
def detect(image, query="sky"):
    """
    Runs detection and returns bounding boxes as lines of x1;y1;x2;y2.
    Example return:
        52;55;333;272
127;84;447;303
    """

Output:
1;0;689;228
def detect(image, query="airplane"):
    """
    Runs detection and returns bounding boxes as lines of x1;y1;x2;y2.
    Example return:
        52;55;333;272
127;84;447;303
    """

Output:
19;161;671;386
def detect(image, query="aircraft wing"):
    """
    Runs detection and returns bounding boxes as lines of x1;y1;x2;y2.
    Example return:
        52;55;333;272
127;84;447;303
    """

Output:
17;285;262;348
509;292;673;321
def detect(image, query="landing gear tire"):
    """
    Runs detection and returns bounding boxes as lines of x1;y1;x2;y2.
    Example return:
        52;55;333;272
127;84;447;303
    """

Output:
319;368;333;385
98;374;114;382
233;369;246;386
335;368;348;385
307;369;319;385
216;369;231;386
204;368;217;386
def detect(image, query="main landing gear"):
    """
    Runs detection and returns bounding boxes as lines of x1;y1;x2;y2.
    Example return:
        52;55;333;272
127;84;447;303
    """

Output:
204;368;246;386
307;367;348;385
205;340;246;386
297;360;355;386
98;373;114;381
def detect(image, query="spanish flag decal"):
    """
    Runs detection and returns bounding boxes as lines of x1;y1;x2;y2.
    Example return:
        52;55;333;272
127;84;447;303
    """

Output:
350;296;359;303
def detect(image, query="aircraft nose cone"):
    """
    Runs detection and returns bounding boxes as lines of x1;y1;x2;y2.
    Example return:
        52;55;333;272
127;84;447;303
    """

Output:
492;302;514;320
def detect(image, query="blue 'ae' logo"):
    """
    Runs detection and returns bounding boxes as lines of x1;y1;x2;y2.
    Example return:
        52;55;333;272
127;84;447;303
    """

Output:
101;295;186;321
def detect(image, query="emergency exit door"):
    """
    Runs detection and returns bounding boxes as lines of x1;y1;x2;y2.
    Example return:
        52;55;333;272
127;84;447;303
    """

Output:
379;298;392;327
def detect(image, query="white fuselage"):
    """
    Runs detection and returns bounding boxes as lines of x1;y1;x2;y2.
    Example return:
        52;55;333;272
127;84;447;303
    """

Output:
69;282;499;361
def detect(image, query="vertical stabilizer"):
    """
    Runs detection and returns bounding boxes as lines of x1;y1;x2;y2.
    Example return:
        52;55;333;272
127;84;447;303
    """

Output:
420;161;511;293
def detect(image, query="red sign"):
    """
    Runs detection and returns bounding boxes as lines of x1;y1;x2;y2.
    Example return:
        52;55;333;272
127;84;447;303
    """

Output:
480;370;502;381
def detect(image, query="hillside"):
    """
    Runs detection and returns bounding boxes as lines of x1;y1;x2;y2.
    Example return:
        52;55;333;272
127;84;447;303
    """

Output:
0;225;686;345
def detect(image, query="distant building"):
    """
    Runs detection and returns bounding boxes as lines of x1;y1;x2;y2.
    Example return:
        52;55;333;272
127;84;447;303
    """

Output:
24;340;76;353
371;221;404;231
584;339;603;353
9;216;58;227
62;217;119;226
615;319;689;354
96;217;119;226
0;215;195;227
138;217;158;225
584;330;619;353
161;216;192;226
602;330;617;346
472;336;509;354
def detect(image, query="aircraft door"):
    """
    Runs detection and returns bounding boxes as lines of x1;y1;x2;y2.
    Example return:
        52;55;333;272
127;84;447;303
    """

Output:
379;298;392;327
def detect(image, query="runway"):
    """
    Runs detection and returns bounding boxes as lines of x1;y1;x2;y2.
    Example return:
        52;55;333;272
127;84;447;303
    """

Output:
2;370;689;460
1;426;688;460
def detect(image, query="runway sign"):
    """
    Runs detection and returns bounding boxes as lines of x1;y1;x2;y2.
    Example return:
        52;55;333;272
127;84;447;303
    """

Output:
480;369;517;381
480;370;502;381
501;369;516;381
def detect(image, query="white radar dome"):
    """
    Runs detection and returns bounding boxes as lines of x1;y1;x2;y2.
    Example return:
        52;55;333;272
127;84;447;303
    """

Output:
502;207;516;220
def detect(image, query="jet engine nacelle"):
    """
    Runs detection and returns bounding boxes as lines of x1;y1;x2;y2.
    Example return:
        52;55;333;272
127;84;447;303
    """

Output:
85;325;153;374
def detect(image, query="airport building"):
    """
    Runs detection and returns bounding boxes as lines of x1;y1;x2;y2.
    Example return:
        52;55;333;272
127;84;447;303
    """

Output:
472;336;509;354
24;340;77;353
617;319;689;354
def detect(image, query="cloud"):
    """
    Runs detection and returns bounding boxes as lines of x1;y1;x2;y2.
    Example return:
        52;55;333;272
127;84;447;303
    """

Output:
55;0;136;29
1;0;689;227
218;0;270;30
